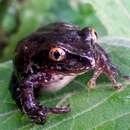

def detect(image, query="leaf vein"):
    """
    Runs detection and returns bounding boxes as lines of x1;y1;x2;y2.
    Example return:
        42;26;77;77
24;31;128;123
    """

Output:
45;91;118;130
92;112;130;129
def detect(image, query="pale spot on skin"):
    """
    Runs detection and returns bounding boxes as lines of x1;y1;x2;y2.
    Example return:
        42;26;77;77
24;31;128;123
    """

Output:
24;46;28;50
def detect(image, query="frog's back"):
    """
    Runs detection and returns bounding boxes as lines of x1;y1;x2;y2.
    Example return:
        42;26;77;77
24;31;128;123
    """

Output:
37;22;80;32
14;22;80;74
15;22;81;58
36;22;81;45
15;22;80;52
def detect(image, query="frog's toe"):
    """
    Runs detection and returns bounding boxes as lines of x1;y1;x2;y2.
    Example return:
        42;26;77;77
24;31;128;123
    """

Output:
113;83;123;91
49;106;71;114
30;108;48;124
87;80;96;90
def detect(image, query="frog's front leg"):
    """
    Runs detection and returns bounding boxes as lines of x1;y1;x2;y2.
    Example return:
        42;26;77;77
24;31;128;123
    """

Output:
20;72;70;124
87;67;103;89
103;64;122;89
88;48;122;90
88;63;122;90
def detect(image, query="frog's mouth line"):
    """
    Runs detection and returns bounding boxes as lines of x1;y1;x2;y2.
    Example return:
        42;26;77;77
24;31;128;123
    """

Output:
64;68;89;75
62;56;94;74
52;66;89;76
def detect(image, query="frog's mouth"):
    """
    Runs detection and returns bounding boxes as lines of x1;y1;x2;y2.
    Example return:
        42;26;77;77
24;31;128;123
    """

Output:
62;57;94;74
64;62;91;73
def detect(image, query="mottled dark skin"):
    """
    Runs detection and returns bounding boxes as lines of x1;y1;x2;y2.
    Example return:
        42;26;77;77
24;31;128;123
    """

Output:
9;22;122;124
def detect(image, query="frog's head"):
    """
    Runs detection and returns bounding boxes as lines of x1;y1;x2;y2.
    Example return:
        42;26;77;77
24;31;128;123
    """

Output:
36;26;97;74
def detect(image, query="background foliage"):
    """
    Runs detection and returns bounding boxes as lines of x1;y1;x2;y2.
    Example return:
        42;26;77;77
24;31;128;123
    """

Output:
0;0;130;130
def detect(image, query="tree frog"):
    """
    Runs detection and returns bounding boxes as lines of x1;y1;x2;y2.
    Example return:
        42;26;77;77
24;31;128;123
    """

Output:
9;22;123;124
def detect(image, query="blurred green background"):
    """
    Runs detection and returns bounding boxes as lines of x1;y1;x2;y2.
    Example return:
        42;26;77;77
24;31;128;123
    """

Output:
1;0;130;62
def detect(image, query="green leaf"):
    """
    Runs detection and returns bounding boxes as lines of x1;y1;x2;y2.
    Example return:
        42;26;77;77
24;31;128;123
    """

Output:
78;0;130;37
0;38;130;130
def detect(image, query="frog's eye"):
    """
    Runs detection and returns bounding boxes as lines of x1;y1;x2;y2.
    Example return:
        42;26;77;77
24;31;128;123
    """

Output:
49;47;66;61
80;27;97;42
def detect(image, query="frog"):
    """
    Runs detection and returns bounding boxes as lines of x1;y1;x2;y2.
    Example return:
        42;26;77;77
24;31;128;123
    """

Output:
9;22;123;124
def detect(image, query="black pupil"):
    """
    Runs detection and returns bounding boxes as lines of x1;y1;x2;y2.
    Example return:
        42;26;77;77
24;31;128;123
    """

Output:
54;51;60;59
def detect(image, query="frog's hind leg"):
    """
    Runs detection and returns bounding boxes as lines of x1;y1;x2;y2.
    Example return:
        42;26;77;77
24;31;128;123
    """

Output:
19;72;70;124
9;72;22;109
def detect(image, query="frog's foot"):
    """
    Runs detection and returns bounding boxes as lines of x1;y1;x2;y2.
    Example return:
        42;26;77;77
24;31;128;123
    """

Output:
109;78;123;91
102;64;124;91
48;105;71;114
87;79;96;90
29;107;48;124
29;106;70;124
112;82;122;89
